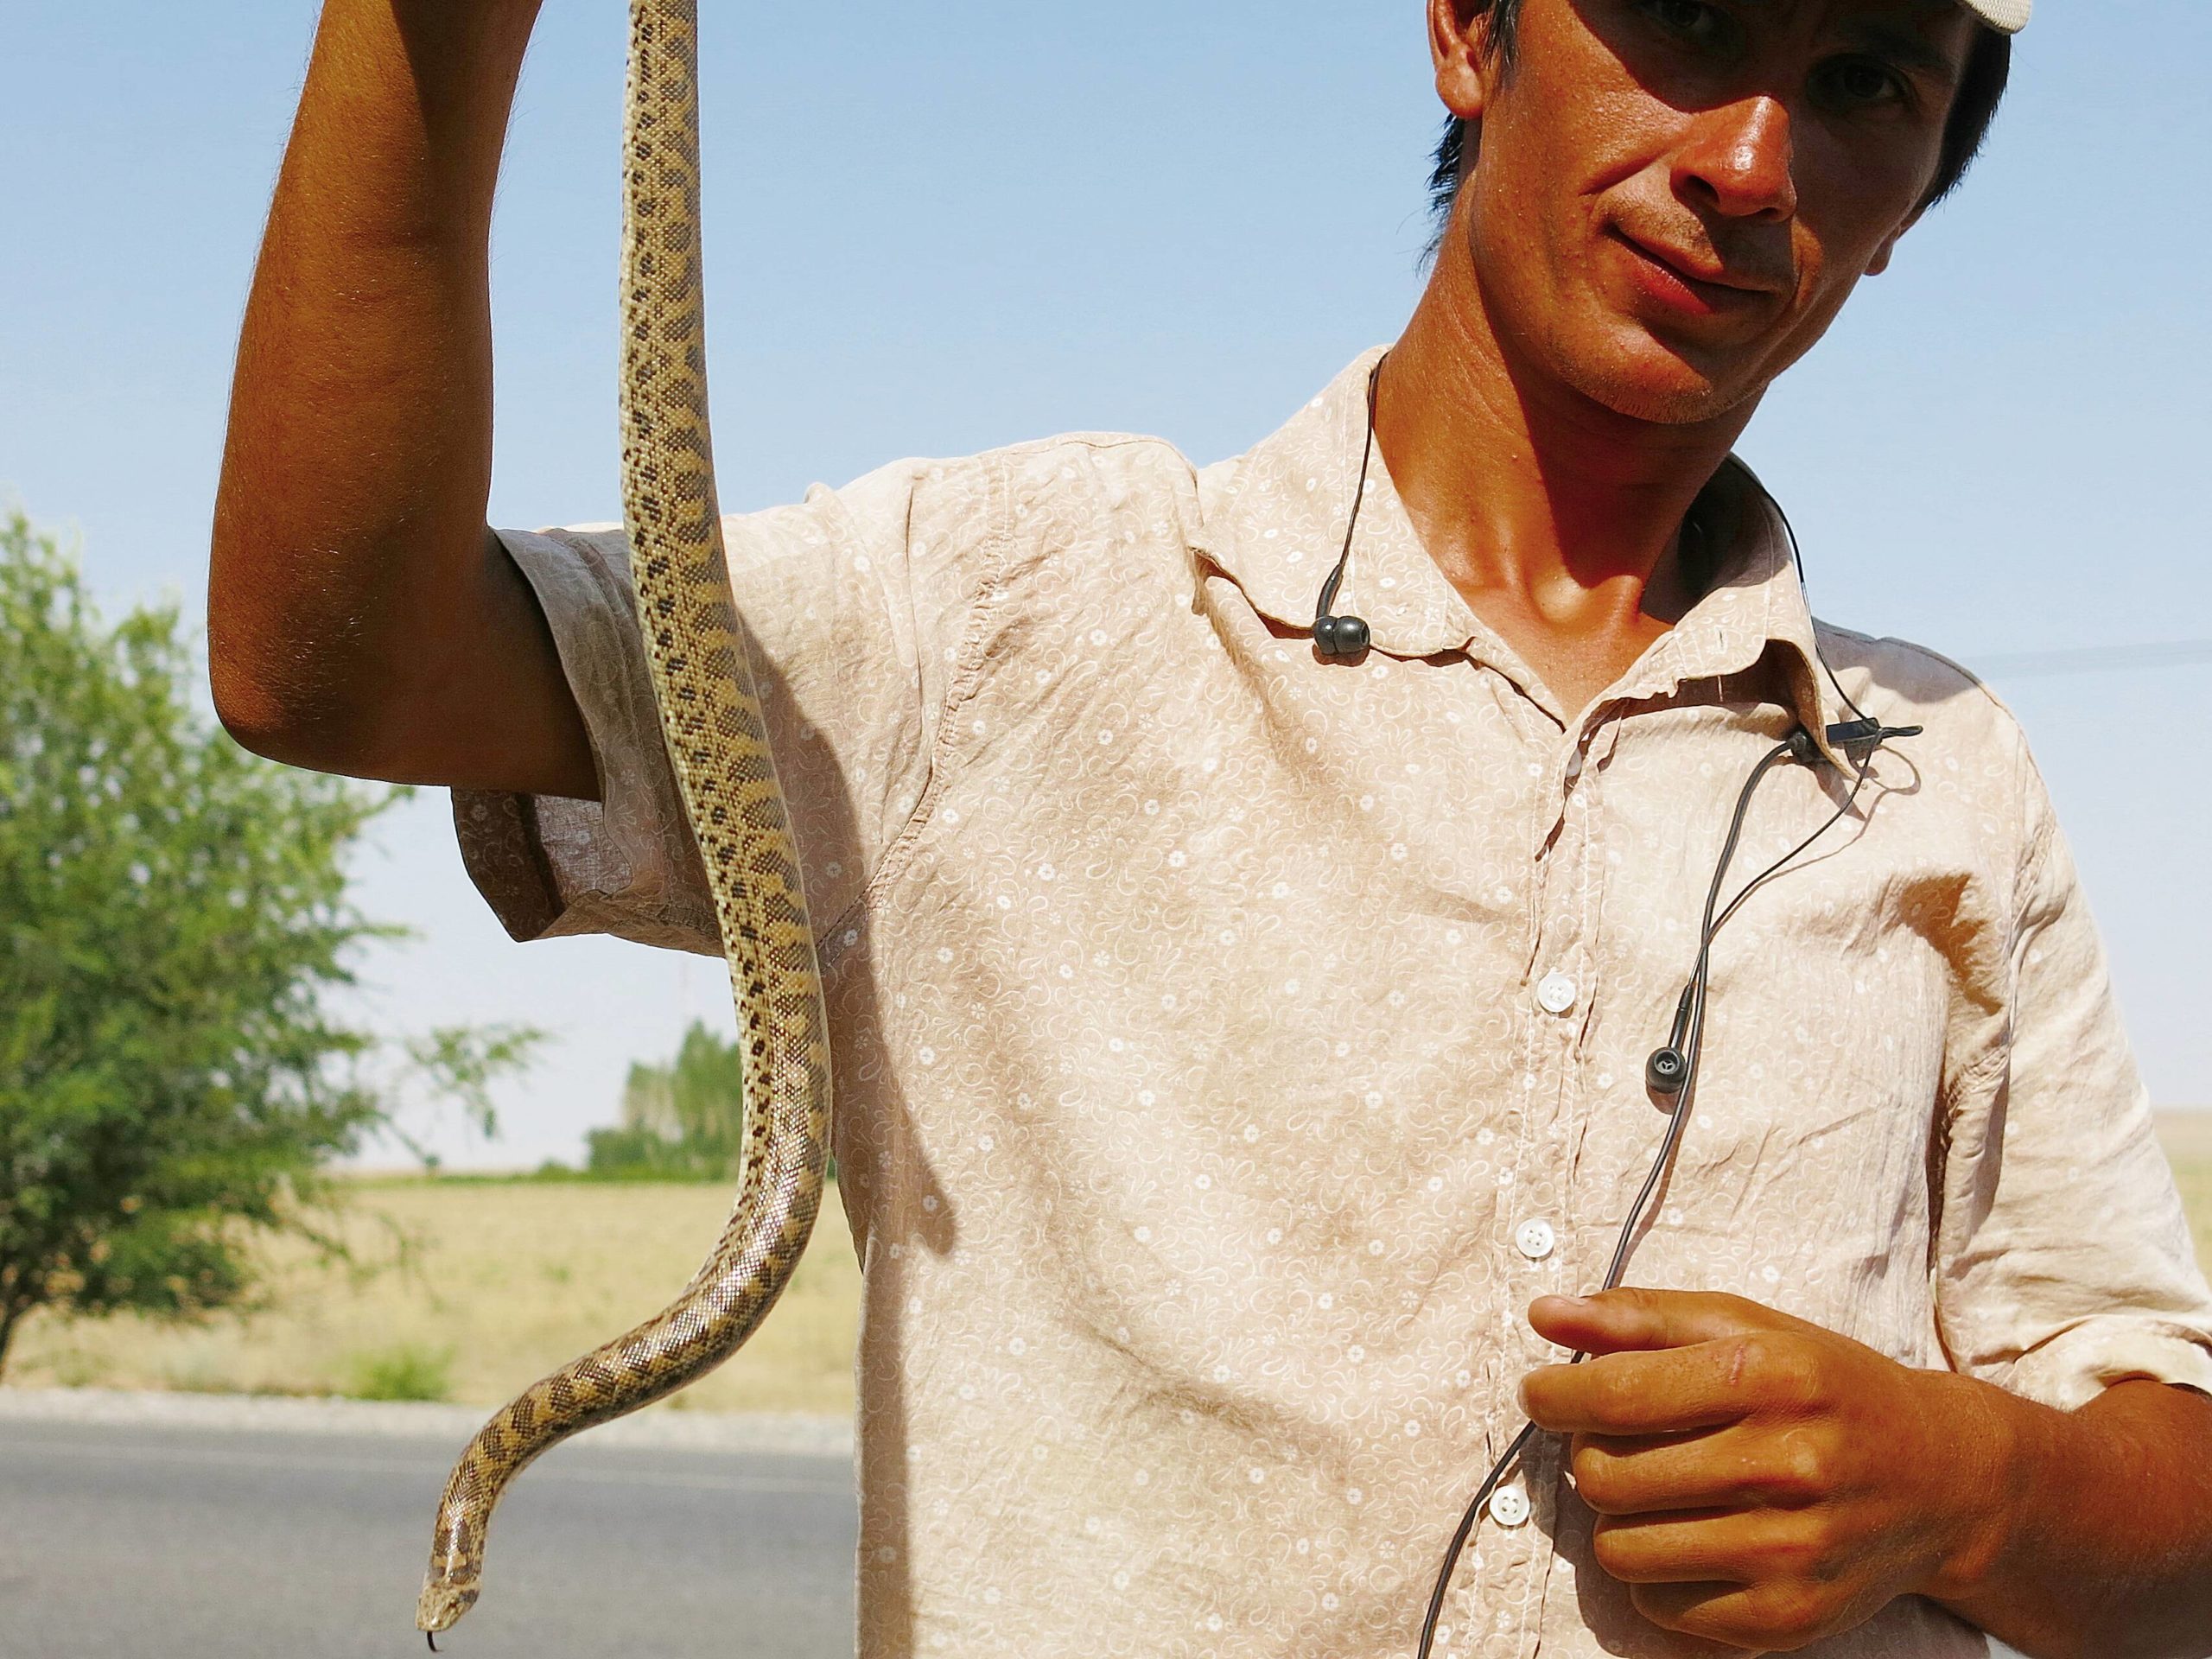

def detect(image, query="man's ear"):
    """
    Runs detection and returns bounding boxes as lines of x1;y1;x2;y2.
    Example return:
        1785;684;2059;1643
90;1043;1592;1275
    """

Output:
1866;203;1928;277
1431;0;1499;124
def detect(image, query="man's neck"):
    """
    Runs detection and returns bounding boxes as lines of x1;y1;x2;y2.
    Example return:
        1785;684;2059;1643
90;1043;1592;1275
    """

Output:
1376;244;1759;720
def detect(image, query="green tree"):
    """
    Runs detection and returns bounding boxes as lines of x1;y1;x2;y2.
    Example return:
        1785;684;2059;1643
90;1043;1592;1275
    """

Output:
591;1020;747;1179
0;512;532;1374
590;1019;833;1182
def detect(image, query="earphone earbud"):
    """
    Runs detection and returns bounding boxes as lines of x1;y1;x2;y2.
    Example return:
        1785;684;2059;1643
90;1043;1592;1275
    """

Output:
1312;357;1389;664
1646;982;1698;1098
1387;463;1934;1659
1313;613;1370;658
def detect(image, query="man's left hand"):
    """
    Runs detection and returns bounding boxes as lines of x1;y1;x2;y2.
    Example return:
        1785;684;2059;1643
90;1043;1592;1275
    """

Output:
1519;1289;2012;1653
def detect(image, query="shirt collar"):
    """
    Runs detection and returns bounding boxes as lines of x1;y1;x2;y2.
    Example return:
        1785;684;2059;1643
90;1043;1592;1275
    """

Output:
1192;350;1856;764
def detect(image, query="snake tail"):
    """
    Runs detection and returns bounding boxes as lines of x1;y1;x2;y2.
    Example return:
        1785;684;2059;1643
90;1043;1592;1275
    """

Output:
414;0;833;1635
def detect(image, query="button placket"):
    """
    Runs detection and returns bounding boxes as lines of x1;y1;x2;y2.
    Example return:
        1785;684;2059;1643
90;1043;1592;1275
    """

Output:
1495;717;1587;1650
1459;1440;1547;1656
1488;728;1605;1659
1514;1219;1557;1262
1504;741;1588;1401
1535;970;1579;1015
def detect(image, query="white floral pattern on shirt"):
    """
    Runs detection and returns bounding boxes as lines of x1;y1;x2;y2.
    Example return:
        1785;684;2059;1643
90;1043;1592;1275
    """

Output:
454;352;2212;1659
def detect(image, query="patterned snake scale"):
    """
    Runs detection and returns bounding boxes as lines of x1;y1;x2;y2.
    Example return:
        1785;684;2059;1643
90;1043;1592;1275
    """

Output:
415;0;833;1637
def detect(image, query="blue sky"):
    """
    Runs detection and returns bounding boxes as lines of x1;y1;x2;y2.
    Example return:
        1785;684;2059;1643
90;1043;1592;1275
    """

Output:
7;2;2208;1166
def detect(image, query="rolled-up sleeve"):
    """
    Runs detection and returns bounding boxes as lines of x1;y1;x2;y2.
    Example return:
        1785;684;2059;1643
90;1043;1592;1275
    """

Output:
453;454;1007;960
1933;751;2212;1410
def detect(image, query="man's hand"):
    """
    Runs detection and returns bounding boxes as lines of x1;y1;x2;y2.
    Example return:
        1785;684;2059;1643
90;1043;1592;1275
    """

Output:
1518;1289;2011;1653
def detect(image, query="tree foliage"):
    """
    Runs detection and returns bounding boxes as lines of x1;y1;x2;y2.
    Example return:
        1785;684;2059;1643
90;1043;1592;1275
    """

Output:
590;1018;836;1183
0;512;507;1372
591;1020;748;1179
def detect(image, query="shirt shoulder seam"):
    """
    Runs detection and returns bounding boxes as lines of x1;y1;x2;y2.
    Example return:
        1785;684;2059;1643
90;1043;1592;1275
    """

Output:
830;449;1020;954
1813;621;1980;690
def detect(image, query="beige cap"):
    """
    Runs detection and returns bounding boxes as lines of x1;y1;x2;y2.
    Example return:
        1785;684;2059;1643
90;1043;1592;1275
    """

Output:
1961;0;2030;31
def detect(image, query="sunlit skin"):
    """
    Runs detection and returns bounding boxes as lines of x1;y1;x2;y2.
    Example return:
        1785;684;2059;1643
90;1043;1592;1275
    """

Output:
1460;0;1975;421
1519;1294;2212;1654
1371;3;2212;1654
1380;0;1974;717
1522;1292;2018;1652
207;3;2212;1652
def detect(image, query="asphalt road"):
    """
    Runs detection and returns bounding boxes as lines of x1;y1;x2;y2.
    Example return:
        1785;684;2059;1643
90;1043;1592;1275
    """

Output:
0;1417;857;1659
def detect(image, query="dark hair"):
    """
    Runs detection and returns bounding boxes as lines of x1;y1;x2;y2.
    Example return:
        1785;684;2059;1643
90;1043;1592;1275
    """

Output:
1425;2;2012;253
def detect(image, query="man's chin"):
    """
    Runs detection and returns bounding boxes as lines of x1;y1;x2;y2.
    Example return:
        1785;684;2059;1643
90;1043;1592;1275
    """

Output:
1559;341;1764;428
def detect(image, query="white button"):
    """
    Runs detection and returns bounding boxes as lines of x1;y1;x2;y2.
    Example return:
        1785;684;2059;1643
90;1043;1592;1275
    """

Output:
1489;1484;1531;1528
1516;1220;1557;1262
1535;972;1579;1014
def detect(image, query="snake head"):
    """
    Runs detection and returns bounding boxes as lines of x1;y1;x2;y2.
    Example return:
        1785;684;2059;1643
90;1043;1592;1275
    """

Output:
416;1580;479;1636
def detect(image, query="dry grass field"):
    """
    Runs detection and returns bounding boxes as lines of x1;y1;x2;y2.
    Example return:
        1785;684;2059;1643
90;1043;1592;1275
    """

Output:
2159;1111;2212;1272
6;1179;863;1415
8;1116;2209;1414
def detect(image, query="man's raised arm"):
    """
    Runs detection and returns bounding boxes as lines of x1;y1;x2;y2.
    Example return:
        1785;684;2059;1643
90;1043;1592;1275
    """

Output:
210;0;598;801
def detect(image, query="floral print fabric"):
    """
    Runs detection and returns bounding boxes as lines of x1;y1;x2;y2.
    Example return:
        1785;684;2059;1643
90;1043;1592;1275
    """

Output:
454;351;2212;1659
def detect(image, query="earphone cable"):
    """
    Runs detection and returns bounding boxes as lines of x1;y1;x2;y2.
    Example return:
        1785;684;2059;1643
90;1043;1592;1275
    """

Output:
1708;768;1872;943
1748;473;1876;729
1414;1419;1543;1658
1316;357;1389;626
1414;731;1879;1659
1681;744;1796;1020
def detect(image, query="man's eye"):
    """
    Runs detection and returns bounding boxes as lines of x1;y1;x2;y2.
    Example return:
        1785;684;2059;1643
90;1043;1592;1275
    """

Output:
1639;0;1725;43
1818;56;1909;110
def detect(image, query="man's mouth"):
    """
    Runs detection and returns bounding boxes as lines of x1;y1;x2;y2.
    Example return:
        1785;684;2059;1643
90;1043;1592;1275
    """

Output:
1607;226;1788;315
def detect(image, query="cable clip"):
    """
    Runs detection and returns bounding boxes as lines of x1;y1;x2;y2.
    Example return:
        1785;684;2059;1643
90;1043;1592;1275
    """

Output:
1826;718;1923;764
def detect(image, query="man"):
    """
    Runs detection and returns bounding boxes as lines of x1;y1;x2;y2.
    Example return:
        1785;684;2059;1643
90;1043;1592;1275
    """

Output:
210;2;2212;1655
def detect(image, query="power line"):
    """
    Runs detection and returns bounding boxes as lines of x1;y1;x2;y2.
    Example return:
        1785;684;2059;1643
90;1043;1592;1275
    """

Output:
1973;639;2212;680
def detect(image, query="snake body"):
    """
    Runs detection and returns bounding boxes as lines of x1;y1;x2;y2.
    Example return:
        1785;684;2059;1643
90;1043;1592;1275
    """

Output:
415;0;832;1636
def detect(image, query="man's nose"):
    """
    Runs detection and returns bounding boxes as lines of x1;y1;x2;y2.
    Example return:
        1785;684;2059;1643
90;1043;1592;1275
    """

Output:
1672;96;1799;221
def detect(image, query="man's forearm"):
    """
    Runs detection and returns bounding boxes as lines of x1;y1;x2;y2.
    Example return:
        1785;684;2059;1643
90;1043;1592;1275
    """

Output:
209;0;594;797
1930;1378;2212;1659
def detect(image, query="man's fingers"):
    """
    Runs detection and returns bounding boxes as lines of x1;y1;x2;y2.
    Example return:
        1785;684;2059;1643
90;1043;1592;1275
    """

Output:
1585;1512;1860;1650
1625;1579;1774;1649
1521;1332;1823;1436
1630;1577;1850;1653
1529;1288;1808;1357
1586;1508;1759;1582
1568;1427;1752;1516
1522;1347;1751;1435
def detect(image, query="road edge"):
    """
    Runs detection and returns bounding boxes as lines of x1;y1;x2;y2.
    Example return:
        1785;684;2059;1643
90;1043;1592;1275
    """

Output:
0;1385;853;1459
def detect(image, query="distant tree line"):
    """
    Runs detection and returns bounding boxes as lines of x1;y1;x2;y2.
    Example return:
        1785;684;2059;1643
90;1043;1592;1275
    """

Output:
586;1020;832;1182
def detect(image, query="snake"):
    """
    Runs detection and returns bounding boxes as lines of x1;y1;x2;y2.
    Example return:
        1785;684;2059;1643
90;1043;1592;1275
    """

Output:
414;0;833;1639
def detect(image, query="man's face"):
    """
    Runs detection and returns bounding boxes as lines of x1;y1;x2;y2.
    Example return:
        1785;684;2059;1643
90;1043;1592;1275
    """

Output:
1440;0;1980;423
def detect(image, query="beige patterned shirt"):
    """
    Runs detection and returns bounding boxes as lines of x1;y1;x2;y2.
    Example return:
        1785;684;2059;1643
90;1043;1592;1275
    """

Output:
454;351;2212;1659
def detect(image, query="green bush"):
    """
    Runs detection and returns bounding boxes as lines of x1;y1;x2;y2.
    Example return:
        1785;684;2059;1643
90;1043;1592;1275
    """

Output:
343;1342;454;1403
